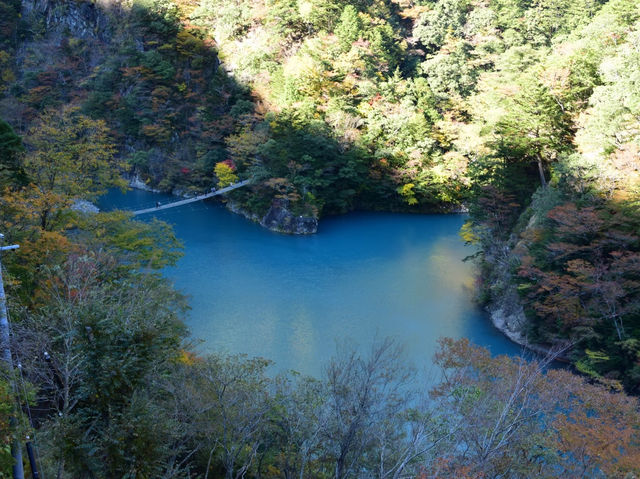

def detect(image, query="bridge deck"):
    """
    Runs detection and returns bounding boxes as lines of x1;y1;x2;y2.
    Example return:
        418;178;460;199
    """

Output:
132;180;250;216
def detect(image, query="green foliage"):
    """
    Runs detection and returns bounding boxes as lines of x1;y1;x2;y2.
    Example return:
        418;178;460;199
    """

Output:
492;78;574;186
3;4;640;477
76;211;184;270
578;29;640;157
421;40;477;100
0;378;13;476
17;254;188;478
0;118;25;187
131;0;181;39
334;5;363;52
23;107;124;201
413;0;468;53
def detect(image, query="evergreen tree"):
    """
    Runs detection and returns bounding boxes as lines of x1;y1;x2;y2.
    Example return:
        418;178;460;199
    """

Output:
334;5;362;52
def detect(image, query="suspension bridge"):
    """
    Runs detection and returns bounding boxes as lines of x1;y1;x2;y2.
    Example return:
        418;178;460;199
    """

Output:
132;179;250;216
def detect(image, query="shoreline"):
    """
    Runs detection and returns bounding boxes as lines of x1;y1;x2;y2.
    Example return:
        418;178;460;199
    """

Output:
487;305;571;362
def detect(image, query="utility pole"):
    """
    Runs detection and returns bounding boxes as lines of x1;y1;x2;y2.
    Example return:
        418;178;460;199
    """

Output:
0;233;24;479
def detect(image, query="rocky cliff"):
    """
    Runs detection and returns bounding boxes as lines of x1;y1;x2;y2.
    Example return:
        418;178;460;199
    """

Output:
481;212;571;360
21;0;117;40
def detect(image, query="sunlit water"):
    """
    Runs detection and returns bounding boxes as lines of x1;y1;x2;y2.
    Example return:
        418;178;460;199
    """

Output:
100;189;521;375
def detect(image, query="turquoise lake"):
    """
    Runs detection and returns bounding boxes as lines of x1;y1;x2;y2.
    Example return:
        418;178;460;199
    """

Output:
101;189;521;375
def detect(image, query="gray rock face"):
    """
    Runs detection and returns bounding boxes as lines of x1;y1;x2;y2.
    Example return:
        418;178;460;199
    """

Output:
23;0;114;41
128;174;161;193
482;216;571;361
227;199;318;235
260;199;318;235
71;199;100;214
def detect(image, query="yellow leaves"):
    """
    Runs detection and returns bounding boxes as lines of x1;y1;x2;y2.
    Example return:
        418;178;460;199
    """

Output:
177;349;199;366
459;221;478;244
214;162;238;187
432;151;469;184
281;46;327;100
397;182;418;205
1;184;73;231
0;68;14;84
398;4;430;21
176;29;206;57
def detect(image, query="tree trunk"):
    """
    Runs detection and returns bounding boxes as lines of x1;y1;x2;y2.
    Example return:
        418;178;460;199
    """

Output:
536;156;547;188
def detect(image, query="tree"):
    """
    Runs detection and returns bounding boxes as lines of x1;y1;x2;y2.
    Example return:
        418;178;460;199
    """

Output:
0;378;14;475
412;0;468;53
429;338;558;477
577;28;640;160
215;161;238;188
14;252;188;478
493;78;573;188
517;201;640;390
0;118;25;187
428;338;640;478
321;338;414;479
187;355;272;479
75;211;184;270
334;6;362;52
24;106;123;199
421;40;477;100
550;367;640;477
269;374;327;479
21;106;124;230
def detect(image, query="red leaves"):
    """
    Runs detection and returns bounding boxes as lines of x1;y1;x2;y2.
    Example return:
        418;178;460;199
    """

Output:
546;203;604;241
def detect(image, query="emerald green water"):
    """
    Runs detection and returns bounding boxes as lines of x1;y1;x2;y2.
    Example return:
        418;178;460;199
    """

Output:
101;189;521;375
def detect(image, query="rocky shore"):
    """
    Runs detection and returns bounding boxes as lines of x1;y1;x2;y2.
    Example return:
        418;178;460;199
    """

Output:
482;233;571;362
227;199;318;235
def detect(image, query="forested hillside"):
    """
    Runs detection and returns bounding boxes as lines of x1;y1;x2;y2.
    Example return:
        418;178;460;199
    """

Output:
1;0;640;476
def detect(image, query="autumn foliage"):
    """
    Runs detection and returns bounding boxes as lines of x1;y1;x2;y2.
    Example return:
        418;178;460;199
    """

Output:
518;201;640;391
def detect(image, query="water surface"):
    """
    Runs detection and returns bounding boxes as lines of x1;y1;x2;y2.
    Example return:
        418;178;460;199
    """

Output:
101;189;521;375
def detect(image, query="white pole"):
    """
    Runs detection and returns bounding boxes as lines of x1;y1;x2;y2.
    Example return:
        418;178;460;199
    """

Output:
0;237;24;479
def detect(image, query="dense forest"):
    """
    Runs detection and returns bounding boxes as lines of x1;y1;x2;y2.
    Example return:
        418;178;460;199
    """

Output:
0;0;640;476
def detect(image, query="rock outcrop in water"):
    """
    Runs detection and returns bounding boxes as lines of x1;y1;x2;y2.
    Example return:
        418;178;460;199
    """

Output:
227;199;318;235
260;199;318;234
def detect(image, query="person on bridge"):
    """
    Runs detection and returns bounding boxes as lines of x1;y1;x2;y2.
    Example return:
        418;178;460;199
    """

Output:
156;201;160;208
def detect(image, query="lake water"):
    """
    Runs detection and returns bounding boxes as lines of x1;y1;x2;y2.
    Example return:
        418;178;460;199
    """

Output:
100;188;521;375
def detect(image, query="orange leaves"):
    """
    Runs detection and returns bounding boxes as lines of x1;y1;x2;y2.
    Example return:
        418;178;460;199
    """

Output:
0;184;72;232
550;371;640;477
432;340;640;478
120;65;152;80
